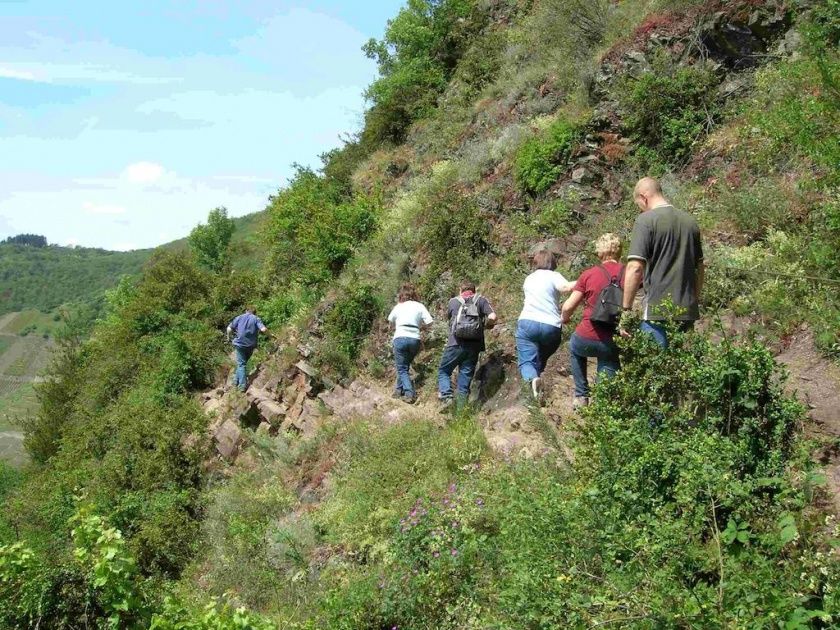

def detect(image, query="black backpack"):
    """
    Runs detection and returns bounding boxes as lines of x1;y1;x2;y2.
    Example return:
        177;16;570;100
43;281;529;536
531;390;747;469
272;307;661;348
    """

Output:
590;265;624;328
453;295;484;341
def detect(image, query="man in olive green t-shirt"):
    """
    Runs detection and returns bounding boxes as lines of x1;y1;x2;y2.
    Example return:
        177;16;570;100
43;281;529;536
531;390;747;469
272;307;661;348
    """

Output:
620;177;704;347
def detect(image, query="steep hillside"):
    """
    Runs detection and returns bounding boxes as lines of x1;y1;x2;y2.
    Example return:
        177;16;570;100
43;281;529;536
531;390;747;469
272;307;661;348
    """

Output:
1;0;838;628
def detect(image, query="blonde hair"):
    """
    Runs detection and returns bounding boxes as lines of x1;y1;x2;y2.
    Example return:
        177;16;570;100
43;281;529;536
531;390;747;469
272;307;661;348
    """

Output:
594;233;622;260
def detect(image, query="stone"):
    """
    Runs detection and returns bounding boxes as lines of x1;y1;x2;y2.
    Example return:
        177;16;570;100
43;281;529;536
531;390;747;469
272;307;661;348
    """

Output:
295;361;318;379
214;420;242;460
571;167;591;184
256;421;272;437
203;397;223;416
257;399;288;425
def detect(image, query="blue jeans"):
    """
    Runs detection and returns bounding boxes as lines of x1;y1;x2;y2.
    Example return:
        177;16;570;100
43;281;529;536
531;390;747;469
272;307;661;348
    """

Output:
568;332;620;398
438;345;480;400
515;319;563;382
234;345;255;391
640;320;695;349
393;337;421;397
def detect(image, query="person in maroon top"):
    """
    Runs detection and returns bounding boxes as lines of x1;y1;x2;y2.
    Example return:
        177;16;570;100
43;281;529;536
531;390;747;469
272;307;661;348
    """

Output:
560;233;624;409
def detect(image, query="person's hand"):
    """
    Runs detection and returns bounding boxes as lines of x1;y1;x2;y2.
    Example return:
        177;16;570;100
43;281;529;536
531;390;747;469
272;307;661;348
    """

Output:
618;310;635;338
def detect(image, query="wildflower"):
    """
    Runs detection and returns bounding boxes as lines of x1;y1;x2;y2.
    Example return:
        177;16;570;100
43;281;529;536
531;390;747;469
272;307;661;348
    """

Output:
475;498;484;507
433;551;440;558
448;483;457;493
451;548;458;557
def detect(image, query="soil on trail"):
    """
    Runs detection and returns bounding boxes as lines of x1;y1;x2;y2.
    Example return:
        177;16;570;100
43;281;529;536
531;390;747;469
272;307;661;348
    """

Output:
776;330;840;515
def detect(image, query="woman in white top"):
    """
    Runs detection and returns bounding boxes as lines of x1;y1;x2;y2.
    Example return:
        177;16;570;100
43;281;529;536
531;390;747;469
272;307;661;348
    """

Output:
516;250;576;402
387;283;433;404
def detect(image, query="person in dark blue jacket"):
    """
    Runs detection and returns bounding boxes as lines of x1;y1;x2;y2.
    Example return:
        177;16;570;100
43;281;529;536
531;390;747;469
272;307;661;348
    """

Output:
226;306;268;392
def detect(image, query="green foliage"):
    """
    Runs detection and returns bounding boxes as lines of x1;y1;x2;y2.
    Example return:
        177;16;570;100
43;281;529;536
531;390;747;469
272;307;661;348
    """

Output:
418;188;491;294
0;242;148;315
618;60;720;167
322;281;382;365
2;233;47;247
514;118;582;194
362;0;488;144
317;417;487;556
264;167;380;290
188;208;236;274
743;56;840;183
321;331;839;628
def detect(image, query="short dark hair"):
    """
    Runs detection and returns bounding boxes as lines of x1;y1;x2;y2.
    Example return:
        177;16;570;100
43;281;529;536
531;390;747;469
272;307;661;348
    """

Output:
532;250;557;270
398;283;418;302
460;279;476;293
245;304;256;313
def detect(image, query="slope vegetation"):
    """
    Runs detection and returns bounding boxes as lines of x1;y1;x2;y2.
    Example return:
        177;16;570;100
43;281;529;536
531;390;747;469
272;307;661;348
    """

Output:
1;0;838;628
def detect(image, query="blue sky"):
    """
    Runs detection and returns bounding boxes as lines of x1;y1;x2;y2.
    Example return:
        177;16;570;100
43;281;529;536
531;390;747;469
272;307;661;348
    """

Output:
0;0;403;250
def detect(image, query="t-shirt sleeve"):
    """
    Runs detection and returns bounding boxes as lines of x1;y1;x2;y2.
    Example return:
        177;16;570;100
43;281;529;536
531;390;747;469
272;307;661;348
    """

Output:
256;317;266;330
447;299;457;321
479;297;495;317
387;306;397;323
420;305;433;325
553;272;569;291
574;269;589;293
228;315;239;330
628;215;652;261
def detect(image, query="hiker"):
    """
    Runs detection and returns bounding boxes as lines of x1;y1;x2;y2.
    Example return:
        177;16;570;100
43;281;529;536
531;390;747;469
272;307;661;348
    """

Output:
516;250;576;402
620;177;704;347
226;306;268;392
387;283;433;404
561;233;624;409
438;280;497;408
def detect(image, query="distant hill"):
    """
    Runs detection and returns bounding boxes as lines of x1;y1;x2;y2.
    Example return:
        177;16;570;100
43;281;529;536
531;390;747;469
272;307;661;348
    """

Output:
0;211;268;316
0;243;151;315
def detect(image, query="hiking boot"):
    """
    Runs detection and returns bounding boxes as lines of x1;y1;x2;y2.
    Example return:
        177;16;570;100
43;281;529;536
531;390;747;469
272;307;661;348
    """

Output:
531;377;544;404
438;396;454;412
402;393;418;405
392;389;403;400
573;396;589;411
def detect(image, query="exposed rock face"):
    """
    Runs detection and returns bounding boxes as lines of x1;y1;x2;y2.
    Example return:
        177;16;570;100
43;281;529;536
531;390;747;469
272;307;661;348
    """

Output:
214;419;242;460
319;380;389;421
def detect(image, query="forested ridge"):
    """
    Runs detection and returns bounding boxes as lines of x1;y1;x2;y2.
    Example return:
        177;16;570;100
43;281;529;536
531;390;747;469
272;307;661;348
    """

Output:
1;0;839;628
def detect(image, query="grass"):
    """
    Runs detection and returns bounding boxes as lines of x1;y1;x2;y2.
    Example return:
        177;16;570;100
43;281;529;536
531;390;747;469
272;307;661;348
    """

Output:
0;383;37;431
0;310;62;337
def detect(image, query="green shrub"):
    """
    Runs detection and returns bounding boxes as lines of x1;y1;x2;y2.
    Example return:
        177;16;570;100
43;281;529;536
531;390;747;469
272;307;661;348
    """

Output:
188;207;236;274
514;118;582;194
324;330;839;628
419;190;491;295
322;281;382;364
264;167;380;290
618;60;720;167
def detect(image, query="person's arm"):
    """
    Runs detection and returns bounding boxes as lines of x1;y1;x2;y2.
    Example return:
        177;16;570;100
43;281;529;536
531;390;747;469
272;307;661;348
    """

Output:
561;290;585;325
480;298;498;329
256;317;268;335
622;260;645;310
554;273;576;294
420;305;433;330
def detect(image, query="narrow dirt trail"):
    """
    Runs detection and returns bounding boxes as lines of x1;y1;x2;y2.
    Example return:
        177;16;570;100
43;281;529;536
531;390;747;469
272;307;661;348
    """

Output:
776;330;840;515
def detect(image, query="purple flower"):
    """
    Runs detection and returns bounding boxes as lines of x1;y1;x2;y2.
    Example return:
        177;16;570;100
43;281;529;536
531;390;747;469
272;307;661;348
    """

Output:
451;521;460;529
433;550;441;558
448;483;457;493
475;498;484;507
451;548;458;557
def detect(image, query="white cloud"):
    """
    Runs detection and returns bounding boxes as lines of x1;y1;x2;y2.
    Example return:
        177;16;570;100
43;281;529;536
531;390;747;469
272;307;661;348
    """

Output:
122;161;165;184
0;65;38;81
83;201;126;215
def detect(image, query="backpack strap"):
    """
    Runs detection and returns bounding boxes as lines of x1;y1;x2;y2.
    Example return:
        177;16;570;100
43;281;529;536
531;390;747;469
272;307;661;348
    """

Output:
599;264;625;286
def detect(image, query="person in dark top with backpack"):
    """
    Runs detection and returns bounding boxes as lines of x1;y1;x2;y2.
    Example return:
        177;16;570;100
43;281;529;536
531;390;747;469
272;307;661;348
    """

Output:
561;234;624;409
227;306;269;392
438;280;497;408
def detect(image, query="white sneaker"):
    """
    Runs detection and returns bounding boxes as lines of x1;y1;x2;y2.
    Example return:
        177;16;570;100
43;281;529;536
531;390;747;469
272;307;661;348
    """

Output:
573;396;589;410
531;377;543;403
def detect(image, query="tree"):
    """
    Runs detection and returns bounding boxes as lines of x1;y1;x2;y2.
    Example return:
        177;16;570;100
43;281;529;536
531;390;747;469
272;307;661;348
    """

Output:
188;208;235;273
2;234;47;247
